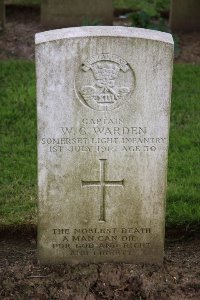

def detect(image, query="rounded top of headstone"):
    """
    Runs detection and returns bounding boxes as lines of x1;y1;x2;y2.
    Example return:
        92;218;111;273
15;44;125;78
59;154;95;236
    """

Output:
35;26;174;45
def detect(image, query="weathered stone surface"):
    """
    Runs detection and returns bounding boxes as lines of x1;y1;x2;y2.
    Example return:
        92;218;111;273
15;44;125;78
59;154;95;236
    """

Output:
41;0;113;28
36;26;174;264
170;0;200;32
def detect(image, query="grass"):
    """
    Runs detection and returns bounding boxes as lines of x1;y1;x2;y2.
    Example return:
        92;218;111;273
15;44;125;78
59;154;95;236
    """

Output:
0;61;200;227
167;65;200;225
0;61;37;226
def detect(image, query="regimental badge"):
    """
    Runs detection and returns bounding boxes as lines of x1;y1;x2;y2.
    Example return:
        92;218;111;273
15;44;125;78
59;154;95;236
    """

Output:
75;53;135;111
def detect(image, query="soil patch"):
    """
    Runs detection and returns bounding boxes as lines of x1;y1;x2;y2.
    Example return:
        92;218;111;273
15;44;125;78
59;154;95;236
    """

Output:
175;32;200;64
0;6;200;63
0;234;200;300
0;5;44;60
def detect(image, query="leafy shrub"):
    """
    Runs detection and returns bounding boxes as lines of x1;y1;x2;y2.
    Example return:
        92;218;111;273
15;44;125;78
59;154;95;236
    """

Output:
81;17;102;26
114;0;170;15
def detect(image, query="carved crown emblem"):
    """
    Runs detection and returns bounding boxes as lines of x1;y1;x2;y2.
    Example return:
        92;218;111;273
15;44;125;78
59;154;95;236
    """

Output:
76;53;135;111
91;63;120;81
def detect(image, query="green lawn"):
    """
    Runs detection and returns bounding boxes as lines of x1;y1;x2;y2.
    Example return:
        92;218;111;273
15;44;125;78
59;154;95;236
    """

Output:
167;65;200;225
0;61;200;227
0;61;37;226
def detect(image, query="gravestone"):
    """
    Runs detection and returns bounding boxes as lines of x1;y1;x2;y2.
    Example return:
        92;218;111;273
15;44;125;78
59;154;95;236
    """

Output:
170;0;200;32
36;26;174;264
0;0;5;30
41;0;113;28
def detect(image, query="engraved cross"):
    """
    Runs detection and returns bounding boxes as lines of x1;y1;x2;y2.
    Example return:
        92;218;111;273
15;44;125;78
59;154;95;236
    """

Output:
81;159;124;222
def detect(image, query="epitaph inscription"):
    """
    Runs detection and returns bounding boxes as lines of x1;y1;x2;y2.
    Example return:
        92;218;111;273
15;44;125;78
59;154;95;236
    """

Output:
81;159;124;222
52;227;151;257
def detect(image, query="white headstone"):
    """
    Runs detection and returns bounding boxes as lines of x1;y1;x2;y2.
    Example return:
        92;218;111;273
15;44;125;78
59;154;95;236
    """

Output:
36;26;174;264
